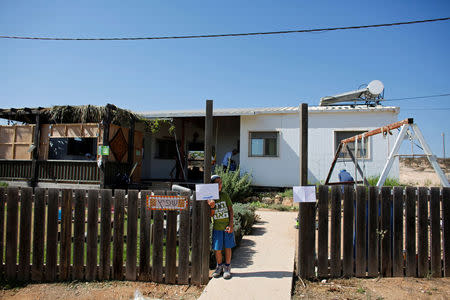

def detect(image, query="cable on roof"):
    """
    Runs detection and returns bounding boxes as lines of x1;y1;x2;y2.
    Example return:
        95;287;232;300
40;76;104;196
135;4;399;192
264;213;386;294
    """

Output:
0;17;449;41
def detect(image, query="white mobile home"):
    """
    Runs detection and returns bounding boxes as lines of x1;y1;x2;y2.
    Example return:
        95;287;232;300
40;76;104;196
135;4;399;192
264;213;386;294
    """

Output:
138;105;399;187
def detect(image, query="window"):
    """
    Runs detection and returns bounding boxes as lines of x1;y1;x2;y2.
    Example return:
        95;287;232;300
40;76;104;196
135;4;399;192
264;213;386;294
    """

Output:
335;131;369;159
48;137;97;160
156;139;177;159
249;132;278;157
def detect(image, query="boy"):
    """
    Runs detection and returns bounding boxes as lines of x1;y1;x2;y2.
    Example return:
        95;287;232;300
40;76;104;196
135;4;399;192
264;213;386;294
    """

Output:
208;174;235;279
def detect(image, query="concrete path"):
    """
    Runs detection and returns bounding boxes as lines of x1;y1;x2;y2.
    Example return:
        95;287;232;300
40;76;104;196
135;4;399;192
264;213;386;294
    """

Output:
198;210;298;300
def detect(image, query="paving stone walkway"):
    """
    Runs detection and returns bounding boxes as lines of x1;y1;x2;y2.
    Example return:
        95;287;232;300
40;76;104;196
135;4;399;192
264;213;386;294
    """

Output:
198;210;298;300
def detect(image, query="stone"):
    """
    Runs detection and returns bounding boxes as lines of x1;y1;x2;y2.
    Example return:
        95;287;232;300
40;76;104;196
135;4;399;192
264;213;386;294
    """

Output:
282;197;293;206
262;197;273;204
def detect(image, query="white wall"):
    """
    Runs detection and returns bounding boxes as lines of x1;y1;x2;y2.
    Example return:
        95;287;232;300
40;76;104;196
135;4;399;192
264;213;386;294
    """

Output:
240;110;399;187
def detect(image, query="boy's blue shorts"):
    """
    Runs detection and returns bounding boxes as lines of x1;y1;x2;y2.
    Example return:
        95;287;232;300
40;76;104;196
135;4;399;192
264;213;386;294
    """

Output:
212;229;236;250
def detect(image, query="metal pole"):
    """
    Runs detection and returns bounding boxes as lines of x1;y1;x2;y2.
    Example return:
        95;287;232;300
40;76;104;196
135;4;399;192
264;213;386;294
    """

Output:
201;99;213;284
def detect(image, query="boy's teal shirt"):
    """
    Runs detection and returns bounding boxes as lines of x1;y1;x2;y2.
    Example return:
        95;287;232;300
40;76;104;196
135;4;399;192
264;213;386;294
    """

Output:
212;191;232;231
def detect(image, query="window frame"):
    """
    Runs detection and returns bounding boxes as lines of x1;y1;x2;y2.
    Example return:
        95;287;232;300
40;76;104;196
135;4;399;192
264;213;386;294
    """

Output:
334;130;371;160
248;131;279;157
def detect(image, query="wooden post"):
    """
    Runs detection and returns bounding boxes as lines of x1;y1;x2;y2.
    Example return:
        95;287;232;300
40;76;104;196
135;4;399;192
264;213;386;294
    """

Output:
100;106;111;189
30;113;41;187
201;99;213;284
298;103;315;278
127;119;135;172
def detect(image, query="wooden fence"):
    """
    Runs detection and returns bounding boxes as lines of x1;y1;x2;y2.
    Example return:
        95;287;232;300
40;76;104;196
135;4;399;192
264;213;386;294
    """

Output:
298;185;450;278
0;187;209;284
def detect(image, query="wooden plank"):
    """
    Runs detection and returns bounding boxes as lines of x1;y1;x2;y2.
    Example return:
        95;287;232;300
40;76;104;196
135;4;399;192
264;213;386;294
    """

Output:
0;187;6;278
430;187;441;277
443;187;450;277
99;189;112;280
330;186;342;277
405;187;417;277
125;190;138;281
139;190;151;281
191;193;202;285
355;185;366;277
86;189;99;281
342;185;354;277
59;189;72;281
165;192;178;284
417;187;428;277
299;202;316;279
367;186;378;277
380;187;392;277
73;189;86;280
31;188;46;281
178;193;191;284
152;191;165;283
113;189;125;280
392;187;404;277
5;187;19;281
45;189;59;281
317;185;329;277
18;187;32;281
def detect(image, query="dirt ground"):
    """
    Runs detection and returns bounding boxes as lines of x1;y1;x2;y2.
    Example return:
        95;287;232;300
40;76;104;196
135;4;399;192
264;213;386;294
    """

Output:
399;157;449;186
293;277;450;300
0;281;204;300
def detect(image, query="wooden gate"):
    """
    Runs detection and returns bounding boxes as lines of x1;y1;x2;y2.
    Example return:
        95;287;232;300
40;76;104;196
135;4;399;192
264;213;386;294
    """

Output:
0;187;210;284
298;185;450;278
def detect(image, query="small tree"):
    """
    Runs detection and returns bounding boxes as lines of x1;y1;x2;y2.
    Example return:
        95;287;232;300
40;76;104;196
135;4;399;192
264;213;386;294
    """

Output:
214;165;252;202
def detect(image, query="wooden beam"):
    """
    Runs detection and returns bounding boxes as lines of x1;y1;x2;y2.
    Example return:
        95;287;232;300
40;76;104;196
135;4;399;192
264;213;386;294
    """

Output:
325;143;343;185
100;106;111;189
127;119;135;169
30;114;41;187
341;118;413;144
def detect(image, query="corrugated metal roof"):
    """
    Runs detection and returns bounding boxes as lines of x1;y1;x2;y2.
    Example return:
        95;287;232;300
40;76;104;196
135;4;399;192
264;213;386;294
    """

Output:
137;105;399;119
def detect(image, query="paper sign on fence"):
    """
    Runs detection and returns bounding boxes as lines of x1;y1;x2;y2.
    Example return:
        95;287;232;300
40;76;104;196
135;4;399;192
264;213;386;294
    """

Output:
293;186;317;203
195;183;219;201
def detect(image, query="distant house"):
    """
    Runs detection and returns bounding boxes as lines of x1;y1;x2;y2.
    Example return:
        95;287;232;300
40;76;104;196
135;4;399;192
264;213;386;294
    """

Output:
138;105;400;187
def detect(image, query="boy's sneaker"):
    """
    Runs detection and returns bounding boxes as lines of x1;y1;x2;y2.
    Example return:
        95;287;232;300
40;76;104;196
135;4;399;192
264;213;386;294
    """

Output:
212;264;223;278
223;265;231;279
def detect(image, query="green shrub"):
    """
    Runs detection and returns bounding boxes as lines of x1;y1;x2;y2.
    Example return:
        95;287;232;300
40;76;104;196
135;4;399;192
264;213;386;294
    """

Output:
214;166;252;202
0;182;7;187
367;176;403;187
280;188;293;198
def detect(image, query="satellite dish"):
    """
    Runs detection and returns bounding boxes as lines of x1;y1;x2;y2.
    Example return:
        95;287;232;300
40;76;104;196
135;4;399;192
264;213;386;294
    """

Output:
367;80;384;96
319;80;385;106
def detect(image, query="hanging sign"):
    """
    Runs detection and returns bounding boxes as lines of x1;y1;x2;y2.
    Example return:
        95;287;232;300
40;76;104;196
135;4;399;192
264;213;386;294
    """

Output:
195;183;219;201
146;195;188;211
98;146;110;156
293;186;317;203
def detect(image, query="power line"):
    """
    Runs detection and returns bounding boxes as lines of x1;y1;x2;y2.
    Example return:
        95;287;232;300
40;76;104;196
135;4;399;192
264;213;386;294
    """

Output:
0;17;449;41
382;93;450;102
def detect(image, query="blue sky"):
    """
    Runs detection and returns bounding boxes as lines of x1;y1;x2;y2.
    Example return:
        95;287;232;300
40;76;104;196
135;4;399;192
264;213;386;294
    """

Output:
1;1;449;156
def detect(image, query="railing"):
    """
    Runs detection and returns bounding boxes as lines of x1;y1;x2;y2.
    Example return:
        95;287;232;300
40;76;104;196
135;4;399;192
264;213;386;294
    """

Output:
298;185;450;279
0;187;209;284
38;160;100;183
0;160;32;180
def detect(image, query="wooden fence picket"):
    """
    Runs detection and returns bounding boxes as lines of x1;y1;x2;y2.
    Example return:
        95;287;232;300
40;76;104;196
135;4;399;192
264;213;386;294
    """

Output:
73;189;86;280
31;188;46;281
45;189;59;281
5;187;19;281
317;185;328;277
113;189;125;280
392;186;403;277
355;185;366;277
342;185;354;277
191;193;202;285
99;189;112;280
443;187;450;277
151;191;165;283
430;187;441;277
178;192;191;284
60;189;73;281
165;191;178;284
0;187;5;278
330;186;342;277
367;186;378;277
417;187;428;277
18;187;32;281
139;190;151;281
405;186;416;277
86;189;99;281
126;190;138;281
380;186;392;277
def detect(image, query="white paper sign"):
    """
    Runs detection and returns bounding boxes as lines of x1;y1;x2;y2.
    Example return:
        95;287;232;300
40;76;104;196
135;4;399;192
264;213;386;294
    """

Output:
293;186;317;203
195;183;219;201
